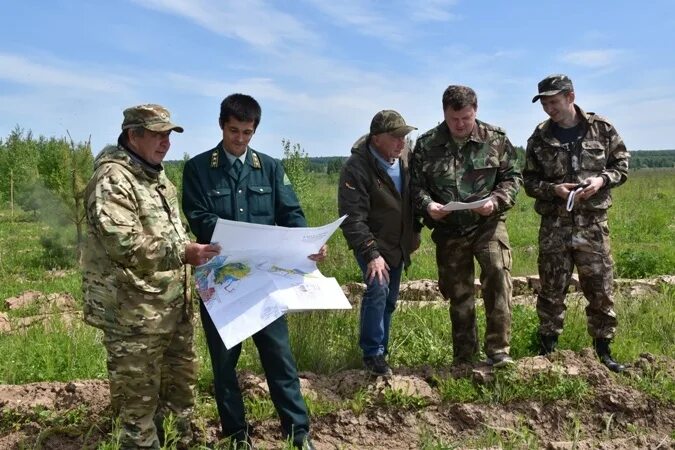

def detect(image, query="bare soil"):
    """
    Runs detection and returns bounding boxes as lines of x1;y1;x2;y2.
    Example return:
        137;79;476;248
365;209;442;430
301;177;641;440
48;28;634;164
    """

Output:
1;280;673;449
0;351;673;449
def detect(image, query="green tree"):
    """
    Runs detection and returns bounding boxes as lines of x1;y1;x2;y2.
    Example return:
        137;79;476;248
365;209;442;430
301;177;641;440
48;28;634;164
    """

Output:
281;139;312;202
0;127;94;266
326;158;344;175
0;126;40;210
164;152;190;204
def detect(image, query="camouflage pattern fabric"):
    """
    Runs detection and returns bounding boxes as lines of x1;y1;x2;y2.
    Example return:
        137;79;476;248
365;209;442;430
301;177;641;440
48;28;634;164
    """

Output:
121;104;184;133
411;119;519;360
105;314;196;449
82;144;195;448
537;219;617;338
82;145;191;335
411;120;521;237
523;105;629;221
531;74;574;102
434;220;512;360
369;109;417;137
524;105;628;338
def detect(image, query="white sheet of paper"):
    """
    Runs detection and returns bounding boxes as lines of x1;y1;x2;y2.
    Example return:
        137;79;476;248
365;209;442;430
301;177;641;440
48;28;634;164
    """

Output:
194;216;351;349
441;197;491;212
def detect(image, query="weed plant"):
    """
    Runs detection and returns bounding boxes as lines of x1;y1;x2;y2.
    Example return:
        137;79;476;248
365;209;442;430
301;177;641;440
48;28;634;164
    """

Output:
436;367;590;404
348;388;371;416
380;386;428;409
468;419;540;450
477;367;590;404
303;394;341;417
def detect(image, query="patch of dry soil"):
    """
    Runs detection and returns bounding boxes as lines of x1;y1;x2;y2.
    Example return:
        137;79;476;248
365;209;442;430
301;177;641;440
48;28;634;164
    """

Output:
1;352;673;449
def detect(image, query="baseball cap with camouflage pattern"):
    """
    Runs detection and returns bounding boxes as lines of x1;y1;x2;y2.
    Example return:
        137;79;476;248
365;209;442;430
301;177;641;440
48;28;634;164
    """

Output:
531;74;574;103
121;104;184;133
370;110;417;137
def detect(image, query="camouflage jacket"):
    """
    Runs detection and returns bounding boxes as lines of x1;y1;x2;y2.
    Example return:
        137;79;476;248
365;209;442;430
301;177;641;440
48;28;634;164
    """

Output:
82;144;191;335
338;135;422;268
523;105;629;221
411;120;522;237
182;143;306;244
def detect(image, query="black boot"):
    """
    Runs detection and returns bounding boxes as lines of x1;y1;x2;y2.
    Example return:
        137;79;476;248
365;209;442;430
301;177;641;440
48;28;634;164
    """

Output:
538;333;558;355
593;338;626;373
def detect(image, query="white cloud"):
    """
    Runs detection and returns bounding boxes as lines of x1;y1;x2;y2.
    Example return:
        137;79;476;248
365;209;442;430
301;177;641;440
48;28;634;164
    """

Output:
301;0;459;43
301;0;405;40
560;49;625;69
130;0;316;49
411;0;459;22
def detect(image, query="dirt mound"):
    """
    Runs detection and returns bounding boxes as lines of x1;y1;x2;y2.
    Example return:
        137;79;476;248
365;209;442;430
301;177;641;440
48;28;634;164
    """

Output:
1;351;672;449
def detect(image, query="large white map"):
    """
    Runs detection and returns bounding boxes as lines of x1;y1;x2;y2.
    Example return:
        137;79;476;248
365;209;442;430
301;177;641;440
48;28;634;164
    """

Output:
194;216;351;348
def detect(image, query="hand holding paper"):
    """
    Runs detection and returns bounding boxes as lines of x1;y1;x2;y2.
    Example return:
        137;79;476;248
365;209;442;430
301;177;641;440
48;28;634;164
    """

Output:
441;197;492;212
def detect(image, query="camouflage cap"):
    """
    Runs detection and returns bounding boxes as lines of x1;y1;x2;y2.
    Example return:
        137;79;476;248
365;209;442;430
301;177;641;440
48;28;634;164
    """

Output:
121;104;184;133
532;74;574;103
370;110;417;137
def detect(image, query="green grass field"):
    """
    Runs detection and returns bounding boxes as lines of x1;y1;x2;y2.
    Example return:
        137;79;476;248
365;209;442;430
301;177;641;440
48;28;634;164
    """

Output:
0;168;673;449
0;168;673;385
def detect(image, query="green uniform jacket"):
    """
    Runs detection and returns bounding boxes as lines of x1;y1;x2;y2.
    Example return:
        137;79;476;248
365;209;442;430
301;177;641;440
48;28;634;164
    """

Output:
182;143;307;244
411;120;522;237
523;105;629;222
82;144;191;335
338;134;421;268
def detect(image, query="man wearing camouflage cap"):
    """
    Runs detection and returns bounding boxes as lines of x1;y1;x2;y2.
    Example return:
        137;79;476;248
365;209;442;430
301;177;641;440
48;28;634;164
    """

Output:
82;104;220;448
524;74;629;373
338;110;422;377
411;85;522;368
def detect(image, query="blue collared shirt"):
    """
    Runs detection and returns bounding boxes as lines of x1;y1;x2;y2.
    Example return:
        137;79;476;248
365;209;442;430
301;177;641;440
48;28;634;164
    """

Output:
369;145;402;193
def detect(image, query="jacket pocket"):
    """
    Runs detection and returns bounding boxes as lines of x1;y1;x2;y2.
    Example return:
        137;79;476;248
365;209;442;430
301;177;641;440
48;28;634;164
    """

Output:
207;187;232;218
580;141;606;171
491;235;512;272
248;185;273;216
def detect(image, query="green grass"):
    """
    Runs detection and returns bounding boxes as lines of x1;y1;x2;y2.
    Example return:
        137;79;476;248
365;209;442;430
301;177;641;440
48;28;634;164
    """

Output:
436;367;590;405
0;318;106;384
380;386;428;409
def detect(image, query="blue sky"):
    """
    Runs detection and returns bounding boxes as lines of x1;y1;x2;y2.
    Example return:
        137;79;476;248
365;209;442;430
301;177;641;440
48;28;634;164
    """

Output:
1;0;674;159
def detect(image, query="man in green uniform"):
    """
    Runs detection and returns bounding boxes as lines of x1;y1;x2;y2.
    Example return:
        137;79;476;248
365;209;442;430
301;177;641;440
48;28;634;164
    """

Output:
411;85;521;367
524;74;629;372
82;104;220;449
182;94;324;449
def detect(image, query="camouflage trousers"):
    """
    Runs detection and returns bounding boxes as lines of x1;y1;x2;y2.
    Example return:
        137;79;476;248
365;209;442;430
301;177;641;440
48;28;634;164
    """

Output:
433;220;513;361
537;218;617;339
103;310;197;450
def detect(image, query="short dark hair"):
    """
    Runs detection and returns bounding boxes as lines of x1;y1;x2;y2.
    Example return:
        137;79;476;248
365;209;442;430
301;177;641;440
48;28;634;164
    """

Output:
442;85;477;111
219;94;262;129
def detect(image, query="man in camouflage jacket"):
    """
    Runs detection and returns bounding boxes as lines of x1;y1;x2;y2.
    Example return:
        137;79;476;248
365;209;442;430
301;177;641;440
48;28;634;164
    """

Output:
82;104;219;449
338;109;422;377
524;74;629;372
411;85;521;367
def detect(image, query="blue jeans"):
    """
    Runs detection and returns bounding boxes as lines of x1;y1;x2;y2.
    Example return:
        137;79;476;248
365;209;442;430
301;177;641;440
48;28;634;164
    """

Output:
356;255;403;357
